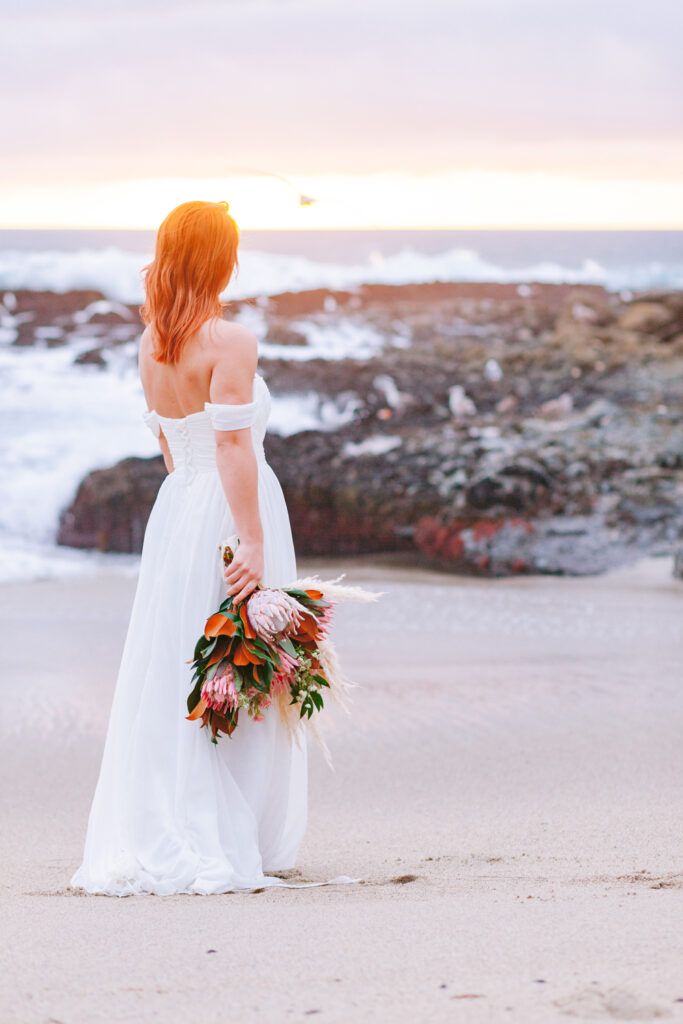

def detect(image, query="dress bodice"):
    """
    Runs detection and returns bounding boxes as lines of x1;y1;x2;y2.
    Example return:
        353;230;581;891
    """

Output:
142;373;271;480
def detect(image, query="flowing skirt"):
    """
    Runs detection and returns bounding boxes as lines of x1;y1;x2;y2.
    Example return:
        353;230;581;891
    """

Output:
70;462;308;896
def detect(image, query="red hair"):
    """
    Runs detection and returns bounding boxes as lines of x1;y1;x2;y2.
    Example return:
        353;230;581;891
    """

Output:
140;200;239;364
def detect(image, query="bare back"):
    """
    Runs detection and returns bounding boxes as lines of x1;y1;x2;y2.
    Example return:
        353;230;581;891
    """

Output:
139;317;258;417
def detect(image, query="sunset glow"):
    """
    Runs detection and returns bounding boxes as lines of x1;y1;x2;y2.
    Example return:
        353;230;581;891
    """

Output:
2;0;682;231
3;171;683;231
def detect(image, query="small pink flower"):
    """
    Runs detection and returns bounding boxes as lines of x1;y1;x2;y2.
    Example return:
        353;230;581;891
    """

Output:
251;696;271;721
318;603;335;631
271;672;291;695
279;649;299;673
201;664;239;712
270;646;300;695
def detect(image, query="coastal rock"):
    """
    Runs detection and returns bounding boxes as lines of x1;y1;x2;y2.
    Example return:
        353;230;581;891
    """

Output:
74;347;107;366
51;281;683;575
674;549;683;580
57;456;166;552
536;393;573;421
413;514;628;576
618;302;674;334
264;432;416;556
496;395;519;415
465;459;553;513
263;324;309;347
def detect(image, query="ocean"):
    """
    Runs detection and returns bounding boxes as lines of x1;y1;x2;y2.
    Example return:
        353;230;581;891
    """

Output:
1;229;683;302
1;229;682;582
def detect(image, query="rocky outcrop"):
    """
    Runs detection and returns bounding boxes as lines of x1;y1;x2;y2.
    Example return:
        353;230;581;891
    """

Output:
1;288;140;351
57;456;166;552
50;281;683;575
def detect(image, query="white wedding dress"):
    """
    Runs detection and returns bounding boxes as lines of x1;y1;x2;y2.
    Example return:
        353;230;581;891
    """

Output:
71;373;315;896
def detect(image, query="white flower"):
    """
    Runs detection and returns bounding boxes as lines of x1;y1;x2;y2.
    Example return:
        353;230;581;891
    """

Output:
247;589;305;640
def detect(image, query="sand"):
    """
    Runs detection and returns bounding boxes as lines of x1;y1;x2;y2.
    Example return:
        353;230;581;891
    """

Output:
1;557;682;1023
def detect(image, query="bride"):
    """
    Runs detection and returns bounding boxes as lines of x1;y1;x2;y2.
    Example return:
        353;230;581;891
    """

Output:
70;200;310;896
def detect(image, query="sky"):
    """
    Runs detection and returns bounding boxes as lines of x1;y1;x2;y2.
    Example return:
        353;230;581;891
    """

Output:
2;0;683;229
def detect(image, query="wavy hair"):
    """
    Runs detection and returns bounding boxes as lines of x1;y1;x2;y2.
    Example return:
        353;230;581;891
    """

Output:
140;200;239;364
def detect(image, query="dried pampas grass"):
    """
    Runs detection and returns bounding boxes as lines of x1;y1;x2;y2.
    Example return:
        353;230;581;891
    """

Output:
277;575;381;768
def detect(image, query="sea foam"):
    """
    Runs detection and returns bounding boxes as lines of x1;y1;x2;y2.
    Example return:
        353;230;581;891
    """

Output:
1;244;682;305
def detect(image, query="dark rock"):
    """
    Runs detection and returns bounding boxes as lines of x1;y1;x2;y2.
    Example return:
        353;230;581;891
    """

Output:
85;309;134;326
466;459;554;513
57;456;166;552
264;324;309;347
3;289;114;347
264;289;356;317
674;549;683;580
74;347;107;367
264;432;415;556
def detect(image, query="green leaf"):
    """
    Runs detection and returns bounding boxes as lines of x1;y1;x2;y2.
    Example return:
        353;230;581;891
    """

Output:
311;690;324;711
252;661;273;691
249;636;275;653
246;667;266;692
205;661;221;682
186;678;203;714
193;637;208;661
278;636;298;658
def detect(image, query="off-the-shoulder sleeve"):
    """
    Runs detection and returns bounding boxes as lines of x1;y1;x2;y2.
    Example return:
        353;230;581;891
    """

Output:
142;409;161;438
205;401;257;431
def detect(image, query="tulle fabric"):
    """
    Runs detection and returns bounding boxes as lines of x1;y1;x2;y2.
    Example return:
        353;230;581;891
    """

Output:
70;376;313;896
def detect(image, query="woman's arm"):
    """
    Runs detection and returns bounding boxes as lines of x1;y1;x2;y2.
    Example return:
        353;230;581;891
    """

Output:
209;324;264;604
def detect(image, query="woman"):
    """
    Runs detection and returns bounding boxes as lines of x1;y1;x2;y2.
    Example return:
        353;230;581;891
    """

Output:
70;200;308;896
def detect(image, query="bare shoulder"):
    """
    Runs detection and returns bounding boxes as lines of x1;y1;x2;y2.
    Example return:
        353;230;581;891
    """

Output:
207;318;258;363
207;318;259;404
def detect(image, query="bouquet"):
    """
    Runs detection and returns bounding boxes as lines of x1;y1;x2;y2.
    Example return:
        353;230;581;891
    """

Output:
186;536;378;760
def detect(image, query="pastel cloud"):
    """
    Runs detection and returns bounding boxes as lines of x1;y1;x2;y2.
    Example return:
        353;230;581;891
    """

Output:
2;0;682;182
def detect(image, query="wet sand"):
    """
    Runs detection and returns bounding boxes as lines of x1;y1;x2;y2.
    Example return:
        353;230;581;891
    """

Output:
1;558;682;1023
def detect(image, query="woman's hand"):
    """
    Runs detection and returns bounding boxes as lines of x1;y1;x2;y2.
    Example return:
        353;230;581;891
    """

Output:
223;541;264;605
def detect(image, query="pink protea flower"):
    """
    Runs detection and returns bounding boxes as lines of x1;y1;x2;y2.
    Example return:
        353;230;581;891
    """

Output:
315;602;335;637
247;589;305;640
270;647;300;695
201;664;239;712
279;649;300;673
271;672;291;696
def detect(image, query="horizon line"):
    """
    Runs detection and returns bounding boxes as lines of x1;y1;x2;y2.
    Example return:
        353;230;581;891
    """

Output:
2;224;683;233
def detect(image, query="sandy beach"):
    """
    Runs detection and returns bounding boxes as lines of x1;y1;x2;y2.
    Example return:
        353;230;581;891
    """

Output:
1;558;682;1023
